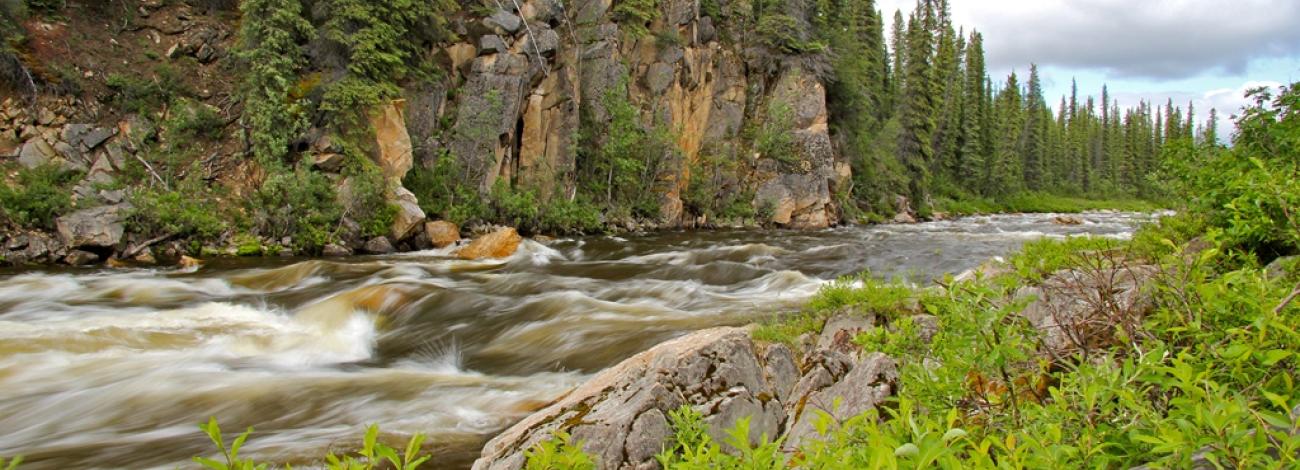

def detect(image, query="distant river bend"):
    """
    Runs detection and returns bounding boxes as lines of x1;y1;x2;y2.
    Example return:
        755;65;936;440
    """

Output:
0;212;1153;469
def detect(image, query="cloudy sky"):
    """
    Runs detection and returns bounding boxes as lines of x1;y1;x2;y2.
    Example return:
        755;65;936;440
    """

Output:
877;0;1300;139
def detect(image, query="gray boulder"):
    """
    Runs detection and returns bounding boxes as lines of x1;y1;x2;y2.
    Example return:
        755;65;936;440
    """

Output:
362;236;395;254
815;312;875;353
64;250;100;266
484;10;523;35
782;351;897;450
479;35;508;55
55;204;129;249
1019;265;1157;358
472;327;898;470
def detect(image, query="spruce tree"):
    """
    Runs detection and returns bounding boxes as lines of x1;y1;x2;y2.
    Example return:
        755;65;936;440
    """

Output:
957;32;988;190
897;5;937;205
1021;64;1048;190
236;0;315;166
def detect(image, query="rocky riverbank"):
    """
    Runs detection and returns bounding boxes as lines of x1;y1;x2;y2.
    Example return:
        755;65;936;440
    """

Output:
467;246;1166;469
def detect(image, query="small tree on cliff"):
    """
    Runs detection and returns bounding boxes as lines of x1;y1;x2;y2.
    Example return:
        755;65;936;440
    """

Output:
236;0;314;167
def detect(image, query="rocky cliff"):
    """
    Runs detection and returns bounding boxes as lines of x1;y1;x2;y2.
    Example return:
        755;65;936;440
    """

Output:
0;0;849;265
424;0;848;228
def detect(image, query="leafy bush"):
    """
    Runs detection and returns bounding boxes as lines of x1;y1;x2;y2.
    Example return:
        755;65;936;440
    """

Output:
234;0;313;165
655;406;786;469
403;154;489;225
127;183;228;241
755;14;824;54
165;99;226;141
683;145;754;223
752;275;922;346
652;28;683;49
0;163;80;229
577;82;674;219
342;157;397;238
747;101;801;170
252;167;341;252
489;179;540;230
539;196;604;234
105;64;191;115
1161;83;1300;258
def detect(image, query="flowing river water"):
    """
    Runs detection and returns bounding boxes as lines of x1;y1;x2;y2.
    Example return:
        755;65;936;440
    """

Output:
0;212;1153;469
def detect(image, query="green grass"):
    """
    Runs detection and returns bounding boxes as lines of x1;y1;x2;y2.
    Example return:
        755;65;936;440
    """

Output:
933;192;1162;216
752;274;928;347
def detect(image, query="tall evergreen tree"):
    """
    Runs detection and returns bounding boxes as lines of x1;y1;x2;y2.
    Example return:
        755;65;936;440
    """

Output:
1021;64;1048;190
897;5;937;204
957;31;987;187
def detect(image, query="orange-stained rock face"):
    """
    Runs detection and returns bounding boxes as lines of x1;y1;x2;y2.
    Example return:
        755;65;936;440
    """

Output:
369;99;413;184
456;227;523;260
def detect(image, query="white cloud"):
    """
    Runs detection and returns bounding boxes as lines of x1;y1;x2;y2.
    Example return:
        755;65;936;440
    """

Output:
876;0;1300;80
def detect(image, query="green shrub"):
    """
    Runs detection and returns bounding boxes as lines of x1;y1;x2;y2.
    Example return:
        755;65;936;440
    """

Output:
655;405;786;469
684;146;754;223
165;99;226;141
0;163;80;229
490;179;541;229
539;196;604;234
252;167;341;253
127;179;228;241
577;81;674;219
105;64;191;115
196;418;430;470
524;431;594;470
652;28;683;49
403;154;490;225
755;14;824;54
235;0;314;165
233;233;263;256
753;275;920;346
613;0;658;38
1160;83;1300;258
342;158;398;238
748;101;801;170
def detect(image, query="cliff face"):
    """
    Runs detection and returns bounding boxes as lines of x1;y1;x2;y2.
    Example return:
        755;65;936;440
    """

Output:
428;0;847;228
0;0;850;265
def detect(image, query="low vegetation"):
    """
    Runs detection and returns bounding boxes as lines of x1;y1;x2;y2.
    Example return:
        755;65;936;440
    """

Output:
193;419;430;470
932;192;1161;216
517;82;1300;468
0;163;81;230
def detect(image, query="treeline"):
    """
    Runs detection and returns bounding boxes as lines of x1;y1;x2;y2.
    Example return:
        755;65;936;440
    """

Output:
817;0;1215;216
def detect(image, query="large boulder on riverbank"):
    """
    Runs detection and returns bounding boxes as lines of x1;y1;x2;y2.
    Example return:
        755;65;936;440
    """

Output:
472;327;897;470
1019;265;1158;359
457;227;522;260
426;220;461;248
55;204;129;249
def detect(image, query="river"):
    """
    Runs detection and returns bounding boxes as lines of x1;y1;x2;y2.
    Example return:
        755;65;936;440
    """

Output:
0;212;1152;469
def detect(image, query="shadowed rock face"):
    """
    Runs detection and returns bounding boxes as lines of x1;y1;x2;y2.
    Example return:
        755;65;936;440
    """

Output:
472;327;897;470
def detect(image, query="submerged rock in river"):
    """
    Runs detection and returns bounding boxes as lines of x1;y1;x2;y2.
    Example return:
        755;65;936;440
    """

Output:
472;327;897;470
